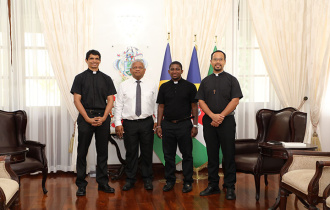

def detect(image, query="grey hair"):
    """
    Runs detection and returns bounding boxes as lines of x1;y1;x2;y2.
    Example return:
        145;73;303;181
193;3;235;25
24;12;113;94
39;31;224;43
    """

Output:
131;59;145;69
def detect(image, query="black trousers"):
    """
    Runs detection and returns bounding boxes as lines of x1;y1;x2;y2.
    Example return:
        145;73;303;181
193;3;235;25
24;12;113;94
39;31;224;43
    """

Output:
162;119;193;185
123;117;154;184
76;113;110;188
203;115;236;189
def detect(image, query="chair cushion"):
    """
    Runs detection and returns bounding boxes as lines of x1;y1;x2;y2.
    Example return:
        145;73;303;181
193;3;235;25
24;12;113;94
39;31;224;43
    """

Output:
0;178;19;205
282;169;330;197
0;113;18;147
265;111;291;142
10;157;44;175
282;169;314;195
235;153;259;172
326;196;330;208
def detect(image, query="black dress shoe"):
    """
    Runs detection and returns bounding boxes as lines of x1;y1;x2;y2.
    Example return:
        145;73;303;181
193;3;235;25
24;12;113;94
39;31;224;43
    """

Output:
98;184;115;193
122;182;134;191
182;183;192;193
76;187;86;196
163;183;175;192
226;188;236;200
199;186;221;196
144;180;153;190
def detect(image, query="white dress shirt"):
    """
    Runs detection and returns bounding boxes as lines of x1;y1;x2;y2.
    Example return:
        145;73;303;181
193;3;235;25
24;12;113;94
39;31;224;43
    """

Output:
114;77;158;126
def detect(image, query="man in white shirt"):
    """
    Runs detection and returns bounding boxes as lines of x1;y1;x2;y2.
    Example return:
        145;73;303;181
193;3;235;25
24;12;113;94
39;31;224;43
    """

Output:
114;59;157;191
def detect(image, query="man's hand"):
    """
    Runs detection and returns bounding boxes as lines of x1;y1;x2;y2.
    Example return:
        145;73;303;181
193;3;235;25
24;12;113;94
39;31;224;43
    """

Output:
191;127;198;137
211;121;220;127
211;113;225;124
92;117;105;126
115;125;124;138
85;117;101;126
153;123;157;132
156;127;162;139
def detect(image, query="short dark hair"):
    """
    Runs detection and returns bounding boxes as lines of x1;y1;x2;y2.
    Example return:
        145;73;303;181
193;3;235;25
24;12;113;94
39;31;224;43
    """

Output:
86;49;101;60
169;61;182;70
211;50;226;60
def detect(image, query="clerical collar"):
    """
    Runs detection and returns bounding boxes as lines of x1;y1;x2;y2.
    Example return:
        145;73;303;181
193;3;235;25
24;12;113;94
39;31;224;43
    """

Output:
214;71;224;76
171;77;182;84
88;68;99;74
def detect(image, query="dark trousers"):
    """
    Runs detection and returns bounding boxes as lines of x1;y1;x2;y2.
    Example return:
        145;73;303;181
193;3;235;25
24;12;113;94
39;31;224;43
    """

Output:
76;113;110;188
203;115;236;189
162;119;193;185
123;117;154;184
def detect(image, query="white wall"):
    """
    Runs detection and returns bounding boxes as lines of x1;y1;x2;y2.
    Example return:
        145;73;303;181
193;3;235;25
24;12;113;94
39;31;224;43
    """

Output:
93;0;167;164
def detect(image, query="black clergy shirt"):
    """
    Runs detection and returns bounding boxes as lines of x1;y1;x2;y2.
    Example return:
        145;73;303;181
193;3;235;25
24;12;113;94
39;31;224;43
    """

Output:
157;78;197;121
70;69;117;110
196;72;243;114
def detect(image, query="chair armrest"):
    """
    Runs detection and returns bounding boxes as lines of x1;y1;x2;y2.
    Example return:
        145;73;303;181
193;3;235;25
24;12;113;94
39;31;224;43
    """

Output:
23;140;47;167
280;150;330;177
0;156;19;182
323;183;330;199
235;139;259;154
308;161;330;197
25;140;46;148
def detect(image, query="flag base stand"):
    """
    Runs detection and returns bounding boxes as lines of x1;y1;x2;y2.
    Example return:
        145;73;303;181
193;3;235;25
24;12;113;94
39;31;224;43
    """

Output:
158;179;182;183
193;162;208;180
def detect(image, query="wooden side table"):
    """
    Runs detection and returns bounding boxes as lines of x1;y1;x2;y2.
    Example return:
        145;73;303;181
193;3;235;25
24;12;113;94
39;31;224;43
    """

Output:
259;142;317;210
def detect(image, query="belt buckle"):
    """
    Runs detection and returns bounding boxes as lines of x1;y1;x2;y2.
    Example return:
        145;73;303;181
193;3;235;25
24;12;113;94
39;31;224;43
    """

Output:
89;110;94;114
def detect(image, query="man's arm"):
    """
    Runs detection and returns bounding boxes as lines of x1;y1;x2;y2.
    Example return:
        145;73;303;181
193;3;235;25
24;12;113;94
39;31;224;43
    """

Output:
198;99;224;124
94;95;114;126
220;98;240;117
156;104;164;138
191;103;198;137
114;85;124;138
73;93;97;125
152;83;158;130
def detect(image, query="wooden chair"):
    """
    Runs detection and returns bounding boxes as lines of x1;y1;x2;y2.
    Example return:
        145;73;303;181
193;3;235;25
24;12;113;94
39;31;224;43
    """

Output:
235;107;307;200
0;110;48;194
0;156;19;210
324;184;330;210
279;150;330;209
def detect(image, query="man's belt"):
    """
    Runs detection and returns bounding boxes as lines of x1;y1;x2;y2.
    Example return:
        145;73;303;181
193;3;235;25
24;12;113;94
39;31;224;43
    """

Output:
124;116;152;122
85;109;105;115
165;116;194;124
227;111;235;116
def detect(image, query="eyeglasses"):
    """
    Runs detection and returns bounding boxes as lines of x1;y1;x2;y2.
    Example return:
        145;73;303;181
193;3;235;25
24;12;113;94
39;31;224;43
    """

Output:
132;66;144;70
212;58;224;62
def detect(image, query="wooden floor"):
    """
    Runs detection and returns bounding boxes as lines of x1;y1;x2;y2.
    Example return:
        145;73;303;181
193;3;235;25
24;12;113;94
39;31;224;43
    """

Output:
12;167;322;210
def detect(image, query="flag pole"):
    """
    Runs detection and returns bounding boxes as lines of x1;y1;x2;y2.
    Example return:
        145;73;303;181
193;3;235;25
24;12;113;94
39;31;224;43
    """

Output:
190;39;208;180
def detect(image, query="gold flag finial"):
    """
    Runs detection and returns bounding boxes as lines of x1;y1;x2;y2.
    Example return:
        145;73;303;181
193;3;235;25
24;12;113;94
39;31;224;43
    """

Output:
215;36;217;44
167;32;170;41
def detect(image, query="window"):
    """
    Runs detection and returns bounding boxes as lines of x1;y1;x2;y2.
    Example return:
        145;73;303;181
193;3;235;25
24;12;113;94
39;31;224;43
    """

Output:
237;1;270;103
21;1;60;107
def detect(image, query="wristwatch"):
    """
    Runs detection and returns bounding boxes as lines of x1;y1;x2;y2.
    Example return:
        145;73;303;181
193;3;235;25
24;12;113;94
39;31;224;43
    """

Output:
193;124;199;128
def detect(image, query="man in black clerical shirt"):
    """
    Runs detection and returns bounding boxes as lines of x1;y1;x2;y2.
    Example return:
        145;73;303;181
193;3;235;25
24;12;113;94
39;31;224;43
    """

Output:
156;61;198;193
70;50;116;196
196;50;243;200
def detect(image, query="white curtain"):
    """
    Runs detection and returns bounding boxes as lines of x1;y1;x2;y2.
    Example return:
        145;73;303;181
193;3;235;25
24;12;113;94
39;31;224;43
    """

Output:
248;0;330;145
232;0;281;139
7;0;74;172
0;0;11;109
248;0;308;109
36;0;94;171
164;0;232;78
306;0;330;148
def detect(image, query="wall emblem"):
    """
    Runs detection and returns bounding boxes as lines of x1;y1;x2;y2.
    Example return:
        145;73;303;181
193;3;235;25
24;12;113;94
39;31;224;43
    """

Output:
113;46;147;81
